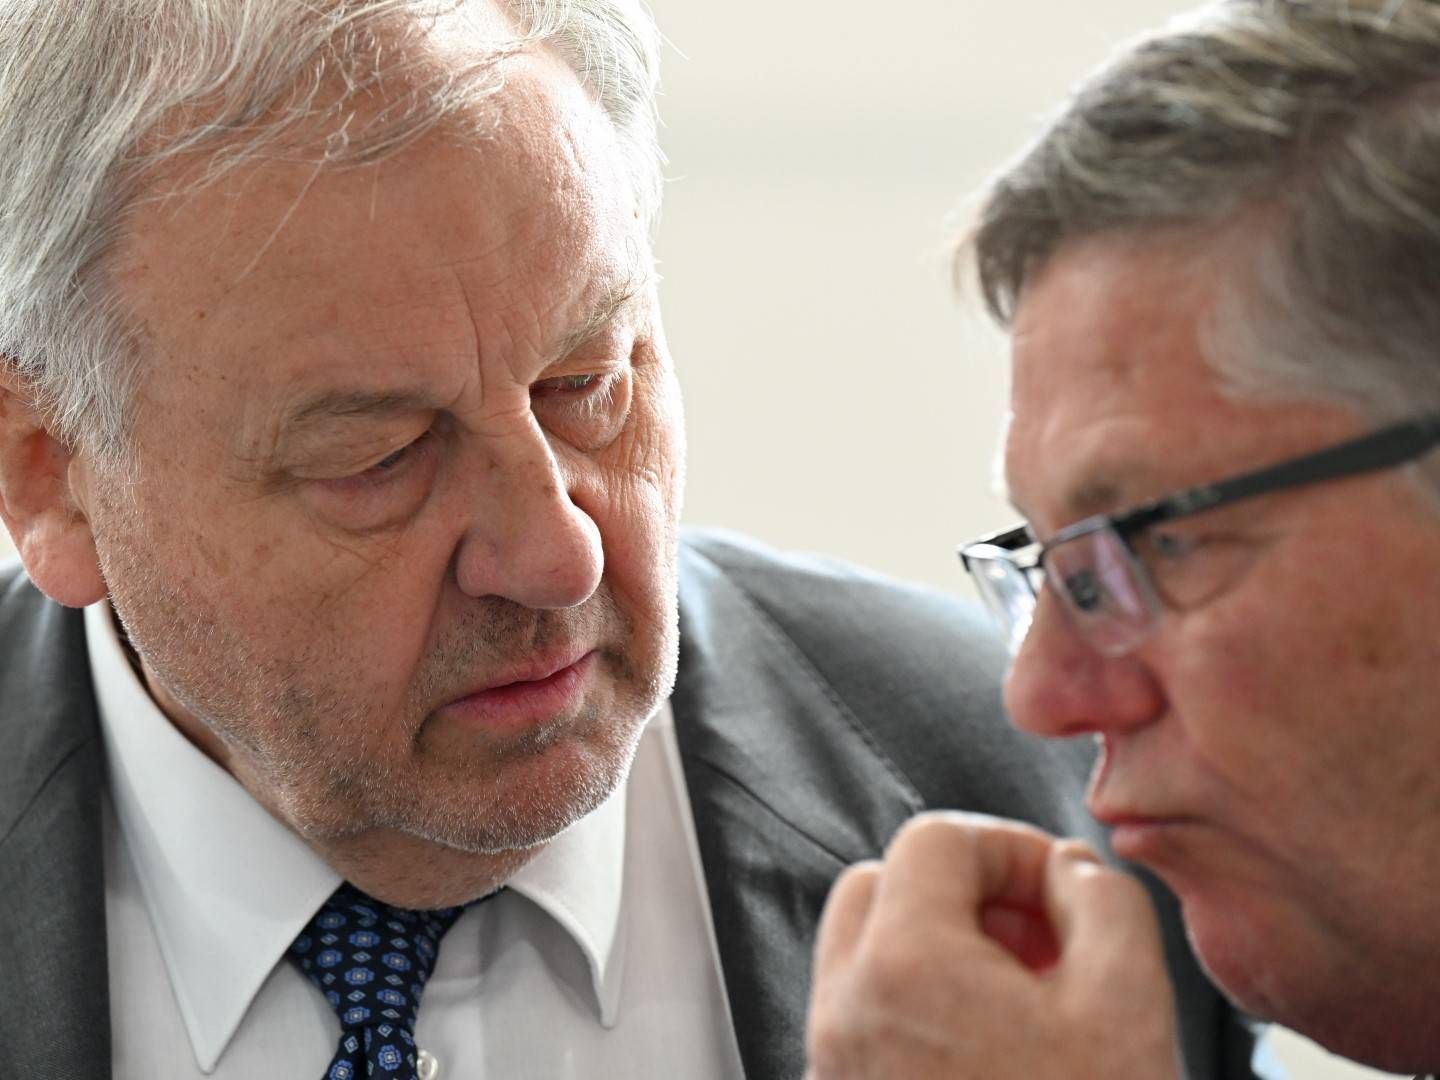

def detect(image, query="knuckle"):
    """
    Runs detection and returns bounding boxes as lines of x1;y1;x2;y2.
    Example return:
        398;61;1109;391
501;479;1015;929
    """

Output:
861;936;931;1001
891;809;1052;860
889;810;977;858
833;859;882;894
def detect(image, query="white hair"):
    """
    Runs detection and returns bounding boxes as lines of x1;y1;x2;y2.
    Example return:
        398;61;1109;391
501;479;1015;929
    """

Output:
0;0;664;465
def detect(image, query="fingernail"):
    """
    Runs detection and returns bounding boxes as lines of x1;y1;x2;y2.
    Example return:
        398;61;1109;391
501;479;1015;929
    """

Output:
1056;841;1102;865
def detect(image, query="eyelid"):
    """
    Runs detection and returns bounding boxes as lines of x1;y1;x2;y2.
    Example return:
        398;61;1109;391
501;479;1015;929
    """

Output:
535;372;606;391
533;360;627;386
315;430;434;488
530;369;628;407
1146;528;1197;555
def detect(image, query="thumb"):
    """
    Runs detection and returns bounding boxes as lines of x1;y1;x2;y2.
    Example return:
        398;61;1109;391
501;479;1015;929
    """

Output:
1044;843;1185;1079
1043;842;1169;982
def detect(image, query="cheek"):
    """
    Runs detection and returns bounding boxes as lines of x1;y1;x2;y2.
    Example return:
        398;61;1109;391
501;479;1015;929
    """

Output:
1168;562;1432;816
143;477;443;696
584;368;683;622
1164;610;1290;792
620;362;685;501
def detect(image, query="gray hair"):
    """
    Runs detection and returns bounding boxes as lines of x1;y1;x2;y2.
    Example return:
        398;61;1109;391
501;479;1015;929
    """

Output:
968;0;1440;427
0;0;663;465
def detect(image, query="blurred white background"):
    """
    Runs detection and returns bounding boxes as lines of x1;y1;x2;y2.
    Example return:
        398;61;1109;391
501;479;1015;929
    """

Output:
0;2;1408;1076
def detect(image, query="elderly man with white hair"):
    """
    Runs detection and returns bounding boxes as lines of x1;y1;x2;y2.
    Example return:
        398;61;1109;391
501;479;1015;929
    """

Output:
807;1;1440;1078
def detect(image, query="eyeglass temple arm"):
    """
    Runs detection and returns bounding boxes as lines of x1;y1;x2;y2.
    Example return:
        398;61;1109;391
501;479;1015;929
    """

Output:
1123;414;1440;532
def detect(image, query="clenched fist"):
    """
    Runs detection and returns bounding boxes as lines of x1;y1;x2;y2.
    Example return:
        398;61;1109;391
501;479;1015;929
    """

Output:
805;812;1182;1080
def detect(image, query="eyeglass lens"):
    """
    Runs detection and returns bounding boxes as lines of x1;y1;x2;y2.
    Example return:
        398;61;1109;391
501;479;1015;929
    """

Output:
1044;524;1159;656
969;555;1035;656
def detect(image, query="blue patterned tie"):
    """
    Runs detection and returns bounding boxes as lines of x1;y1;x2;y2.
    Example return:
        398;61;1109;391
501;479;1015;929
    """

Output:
287;882;470;1080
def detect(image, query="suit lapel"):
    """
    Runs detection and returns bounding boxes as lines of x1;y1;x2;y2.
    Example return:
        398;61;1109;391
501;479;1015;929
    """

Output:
0;574;111;1076
672;542;923;1080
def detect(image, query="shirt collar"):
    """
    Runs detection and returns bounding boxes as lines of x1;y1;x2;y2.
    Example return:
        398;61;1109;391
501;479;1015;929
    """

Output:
504;728;631;1027
86;599;635;1068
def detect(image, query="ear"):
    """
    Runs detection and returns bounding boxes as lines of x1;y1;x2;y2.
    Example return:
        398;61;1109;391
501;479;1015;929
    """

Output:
0;364;108;607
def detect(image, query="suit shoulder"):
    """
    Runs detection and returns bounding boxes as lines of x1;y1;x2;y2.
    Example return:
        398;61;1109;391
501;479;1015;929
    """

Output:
677;527;1095;825
678;530;1009;758
680;526;1006;683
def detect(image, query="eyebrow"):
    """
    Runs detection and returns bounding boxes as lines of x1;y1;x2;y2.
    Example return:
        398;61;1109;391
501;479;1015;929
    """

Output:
1065;476;1131;519
279;268;653;435
548;267;651;364
1007;469;1150;534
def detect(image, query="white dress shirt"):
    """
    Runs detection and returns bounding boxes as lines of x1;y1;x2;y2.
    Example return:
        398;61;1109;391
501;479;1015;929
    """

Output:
86;601;746;1079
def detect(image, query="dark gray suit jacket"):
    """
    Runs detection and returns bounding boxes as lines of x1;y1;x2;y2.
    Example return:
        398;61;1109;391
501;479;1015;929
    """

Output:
0;529;1261;1079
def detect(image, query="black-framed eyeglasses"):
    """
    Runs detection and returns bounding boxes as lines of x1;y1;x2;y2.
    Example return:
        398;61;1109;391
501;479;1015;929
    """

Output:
960;414;1440;657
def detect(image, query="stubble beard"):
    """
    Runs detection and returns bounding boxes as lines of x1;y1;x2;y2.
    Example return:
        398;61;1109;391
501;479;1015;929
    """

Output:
94;495;681;858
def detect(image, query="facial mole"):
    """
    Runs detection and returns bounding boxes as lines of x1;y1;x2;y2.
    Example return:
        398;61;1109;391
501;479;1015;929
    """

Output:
1358;640;1386;670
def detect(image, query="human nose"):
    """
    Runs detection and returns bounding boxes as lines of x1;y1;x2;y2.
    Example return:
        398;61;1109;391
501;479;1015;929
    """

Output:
1003;588;1165;740
452;426;604;610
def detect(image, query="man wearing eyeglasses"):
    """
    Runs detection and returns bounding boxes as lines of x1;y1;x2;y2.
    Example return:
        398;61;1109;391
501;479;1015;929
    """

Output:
806;2;1440;1079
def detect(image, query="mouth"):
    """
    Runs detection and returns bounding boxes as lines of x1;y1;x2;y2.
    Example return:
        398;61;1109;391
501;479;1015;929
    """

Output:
436;648;598;736
1090;805;1196;862
1085;739;1199;861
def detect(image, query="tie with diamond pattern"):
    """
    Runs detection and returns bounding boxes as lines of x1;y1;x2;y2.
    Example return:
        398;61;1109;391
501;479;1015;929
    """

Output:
287;882;468;1080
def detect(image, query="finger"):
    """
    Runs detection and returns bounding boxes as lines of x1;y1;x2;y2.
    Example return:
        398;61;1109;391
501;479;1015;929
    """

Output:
1043;843;1181;1063
813;860;882;985
873;811;1058;930
980;900;1061;971
1043;842;1166;973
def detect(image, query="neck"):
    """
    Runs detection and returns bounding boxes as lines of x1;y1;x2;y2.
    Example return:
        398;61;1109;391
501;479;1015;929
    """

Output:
307;829;542;908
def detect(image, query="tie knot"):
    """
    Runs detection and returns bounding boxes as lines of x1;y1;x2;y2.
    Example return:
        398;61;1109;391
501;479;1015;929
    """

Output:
287;882;468;1079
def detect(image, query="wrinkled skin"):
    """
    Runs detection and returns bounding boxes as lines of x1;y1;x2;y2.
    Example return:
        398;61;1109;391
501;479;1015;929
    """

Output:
1003;236;1440;1072
0;19;684;909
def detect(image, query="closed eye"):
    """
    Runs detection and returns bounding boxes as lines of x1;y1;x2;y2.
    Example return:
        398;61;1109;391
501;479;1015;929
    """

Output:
368;443;414;475
531;369;631;450
317;430;436;494
358;432;432;481
532;371;617;408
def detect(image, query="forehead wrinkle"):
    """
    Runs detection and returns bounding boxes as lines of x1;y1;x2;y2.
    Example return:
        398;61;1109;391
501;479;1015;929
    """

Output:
459;256;651;387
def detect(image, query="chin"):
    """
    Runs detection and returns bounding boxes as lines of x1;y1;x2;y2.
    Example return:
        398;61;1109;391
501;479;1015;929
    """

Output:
1184;894;1440;1074
409;702;647;855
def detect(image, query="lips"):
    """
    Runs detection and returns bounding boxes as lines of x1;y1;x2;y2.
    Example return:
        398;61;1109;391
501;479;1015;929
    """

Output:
1089;805;1182;828
436;648;598;736
1085;738;1198;858
1090;804;1197;863
456;648;595;697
